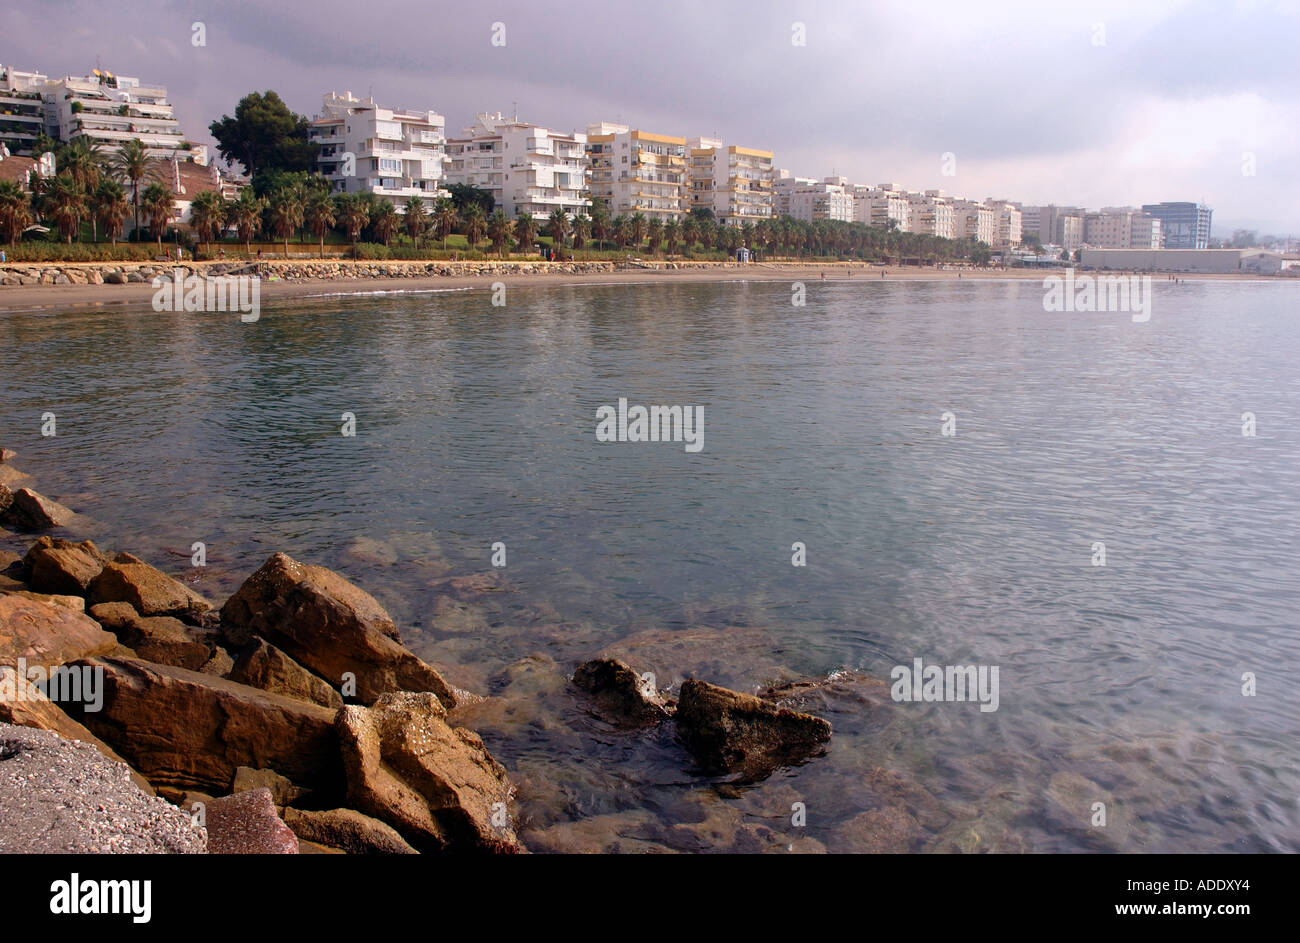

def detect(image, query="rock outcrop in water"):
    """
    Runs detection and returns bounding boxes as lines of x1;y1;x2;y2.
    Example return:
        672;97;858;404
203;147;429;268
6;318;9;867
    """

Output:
572;657;671;727
674;679;832;776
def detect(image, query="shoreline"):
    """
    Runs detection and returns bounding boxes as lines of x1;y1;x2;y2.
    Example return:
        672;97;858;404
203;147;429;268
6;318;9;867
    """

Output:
0;259;1281;312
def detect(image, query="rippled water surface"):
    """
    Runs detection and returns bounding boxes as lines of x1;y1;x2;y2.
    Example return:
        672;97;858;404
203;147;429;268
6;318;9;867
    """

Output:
3;278;1298;852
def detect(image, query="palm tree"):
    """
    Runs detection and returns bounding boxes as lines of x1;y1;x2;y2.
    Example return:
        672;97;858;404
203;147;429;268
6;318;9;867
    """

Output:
40;174;88;244
570;213;591;250
682;217;699;253
546;208;569;253
646;218;664;254
369;200;399;247
402;196;428;246
0;180;32;245
188;190;225;254
433;198;459;250
141;182;174;249
304;191;337;258
630;212;648;248
590;203;611;249
487;209;513;257
336;194;370;254
61;138;105;240
227;188;265;256
612;214;631;248
663;220;680;255
513;213;539;253
111;139;151;240
267;186;305;257
460;202;487;250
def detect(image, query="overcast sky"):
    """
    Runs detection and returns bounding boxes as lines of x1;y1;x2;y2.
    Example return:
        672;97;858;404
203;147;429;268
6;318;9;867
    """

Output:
5;0;1297;233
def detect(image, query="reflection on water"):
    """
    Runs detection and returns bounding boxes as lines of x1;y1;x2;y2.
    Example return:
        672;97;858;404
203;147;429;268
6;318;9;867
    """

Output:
2;278;1298;852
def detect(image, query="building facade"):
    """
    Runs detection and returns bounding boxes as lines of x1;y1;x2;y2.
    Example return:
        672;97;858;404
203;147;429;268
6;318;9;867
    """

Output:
774;172;853;222
952;199;996;245
586;123;687;222
445;112;588;219
853;184;911;231
689;140;774;224
1141;202;1212;249
907;190;955;238
310;91;446;212
0;65;49;155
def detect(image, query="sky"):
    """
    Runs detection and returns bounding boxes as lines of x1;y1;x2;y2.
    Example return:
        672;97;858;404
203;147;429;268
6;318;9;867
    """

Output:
4;0;1298;235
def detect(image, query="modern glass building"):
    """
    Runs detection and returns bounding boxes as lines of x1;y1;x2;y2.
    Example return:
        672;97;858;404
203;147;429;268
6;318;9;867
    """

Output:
1141;202;1213;249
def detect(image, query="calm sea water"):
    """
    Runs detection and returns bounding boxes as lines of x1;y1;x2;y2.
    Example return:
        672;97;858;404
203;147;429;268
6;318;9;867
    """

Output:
2;277;1298;852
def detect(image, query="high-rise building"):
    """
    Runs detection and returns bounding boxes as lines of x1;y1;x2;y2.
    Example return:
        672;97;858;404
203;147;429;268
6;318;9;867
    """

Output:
908;190;955;239
0;65;49;155
773;171;853;222
309;91;447;212
853;184;911;231
445;112;588;220
586;123;687;222
1141;202;1212;249
688;139;774;225
952;199;996;245
985;200;1022;248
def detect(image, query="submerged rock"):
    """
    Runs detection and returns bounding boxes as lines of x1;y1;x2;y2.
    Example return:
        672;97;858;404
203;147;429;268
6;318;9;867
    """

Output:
0;486;75;531
221;552;456;708
572;657;671;727
675;679;831;777
336;691;519;853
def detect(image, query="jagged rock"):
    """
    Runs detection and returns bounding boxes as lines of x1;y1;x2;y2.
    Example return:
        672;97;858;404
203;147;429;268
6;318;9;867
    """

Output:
0;594;117;672
674;679;831;776
231;765;307;807
0;464;30;488
0;667;155;795
66;656;342;796
88;602;211;670
572;658;671;727
0;723;204;853
3;590;85;612
87;558;211;621
228;636;342;709
23;536;110;595
1;487;75;530
282;807;418;855
221;552;455;707
198;646;235;677
203;788;298;854
336;692;519;853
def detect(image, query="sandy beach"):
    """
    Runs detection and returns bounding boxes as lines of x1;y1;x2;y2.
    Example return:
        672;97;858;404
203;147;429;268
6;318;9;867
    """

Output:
0;259;1268;313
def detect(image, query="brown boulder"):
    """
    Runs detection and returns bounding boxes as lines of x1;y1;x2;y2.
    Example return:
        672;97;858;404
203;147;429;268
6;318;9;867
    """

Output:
1;487;75;530
572;657;671;727
203;788;299;854
675;679;831;776
0;448;15;463
336;692;518;853
231;765;307;807
88;602;211;670
282;807;418;855
0;666;154;795
221;552;455;708
87;559;211;621
0;595;117;672
229;636;342;709
0;464;30;488
65;656;342;797
3;590;85;613
24;537;109;595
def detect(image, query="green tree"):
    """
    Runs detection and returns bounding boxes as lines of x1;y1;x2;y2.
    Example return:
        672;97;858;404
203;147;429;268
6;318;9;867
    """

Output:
446;182;494;216
267;185;305;257
208;91;315;181
335;193;370;254
304;190;337;258
664;220;680;254
590;202;611;249
226;188;265;255
0;180;32;245
369;200;399;247
570;213;591;250
646;218;663;254
630;212;648;247
461;202;487;249
141;182;174;248
547;207;570;251
513;213;539;252
188;189;226;253
432;198;458;250
111;138;152;240
39;174;88;244
487;209;513;257
402;196;428;246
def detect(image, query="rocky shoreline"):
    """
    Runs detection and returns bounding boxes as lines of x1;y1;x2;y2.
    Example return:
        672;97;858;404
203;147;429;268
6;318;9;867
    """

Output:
0;452;837;855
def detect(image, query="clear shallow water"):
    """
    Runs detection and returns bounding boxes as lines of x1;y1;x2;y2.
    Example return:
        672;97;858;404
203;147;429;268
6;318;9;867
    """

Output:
2;278;1298;852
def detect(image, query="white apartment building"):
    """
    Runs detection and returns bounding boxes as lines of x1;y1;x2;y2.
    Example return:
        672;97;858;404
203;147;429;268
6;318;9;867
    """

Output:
0;65;49;155
908;190;955;239
309;91;447;212
774;171;853;222
985;200;1022;248
586;123;687;222
852;184;911;231
1084;207;1163;249
445;112;588;220
689;139;775;224
952;199;996;245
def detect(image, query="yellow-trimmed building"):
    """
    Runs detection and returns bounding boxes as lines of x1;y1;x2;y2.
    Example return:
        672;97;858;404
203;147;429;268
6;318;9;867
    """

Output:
586;123;687;221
